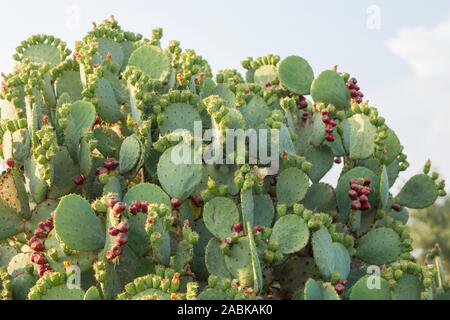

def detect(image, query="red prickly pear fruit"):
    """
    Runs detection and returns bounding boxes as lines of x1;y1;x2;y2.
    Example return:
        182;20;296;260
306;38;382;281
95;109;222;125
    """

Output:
361;201;371;211
335;283;345;295
6;158;14;168
111;245;122;257
34;228;48;238
338;279;348;286
190;195;204;208
38;265;51;276
139;201;149;213
232;223;244;233
321;109;329;116
171;198;182;209
253;225;264;234
322;115;330;124
351;200;362;211
113;202;126;214
359;195;369;204
392;204;402;212
349;178;359;185
116;221;130;233
363;178;371;186
28;236;40;246
350;89;359;98
359;187;372;196
298;100;308;109
334;157;342;164
108;195;119;208
325;134;335;142
348;190;358;200
350;77;358;84
72;175;86;186
108;227;120;236
104;159;119;170
31;241;45;252
329;120;337;127
31;253;46;265
94;116;102;127
129;201;140;215
350;184;361;192
96;167;109;176
106;251;116;261
115;233;128;246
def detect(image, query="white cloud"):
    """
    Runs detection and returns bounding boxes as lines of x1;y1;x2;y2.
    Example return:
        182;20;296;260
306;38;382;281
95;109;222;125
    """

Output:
387;16;450;77
381;18;450;187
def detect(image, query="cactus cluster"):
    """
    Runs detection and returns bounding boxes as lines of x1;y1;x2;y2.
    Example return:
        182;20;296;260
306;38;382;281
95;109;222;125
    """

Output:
0;16;448;300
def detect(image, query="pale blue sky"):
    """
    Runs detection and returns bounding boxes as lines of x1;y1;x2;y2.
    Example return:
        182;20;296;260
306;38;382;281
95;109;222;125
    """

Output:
1;0;450;191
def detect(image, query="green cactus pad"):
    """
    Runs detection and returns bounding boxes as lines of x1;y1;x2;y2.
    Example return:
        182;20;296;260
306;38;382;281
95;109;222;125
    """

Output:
387;158;401;188
379;166;390;209
79;136;93;177
95;78;123;123
49;147;79;199
343;114;377;160
123;183;170;256
271;215;309;254
312;228;350;280
253;194;275;228
239;95;271;130
0;170;30;218
84;286;102;300
157;144;203;200
24;158;48;204
356;227;402;264
173;240;193;272
0;198;25;241
384;129;401;165
119;135;142;175
303;183;336;214
54;194;105;252
128;45;171;81
104;71;130;104
45;230;97;272
277;167;310;206
203;197;240;240
310;112;326;146
55;71;83;101
21;43;63;67
224;238;254;287
391;274;423;300
191;220;213;280
350;275;391;300
278;56;314;95
254;65;278;85
160;103;202;135
0;243;18;267
28;273;85;300
212;84;236;109
304;278;323;300
311;70;351;111
25;199;58;236
2;129;31;162
205;238;232;278
11;273;37;300
305;145;334;183
93;38;125;70
336;167;380;223
395;174;439;209
274;256;321;299
93;127;122;159
7;253;32;277
68;100;97;134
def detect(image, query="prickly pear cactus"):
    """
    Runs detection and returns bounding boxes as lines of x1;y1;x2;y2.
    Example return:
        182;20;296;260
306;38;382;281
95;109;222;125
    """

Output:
0;16;448;300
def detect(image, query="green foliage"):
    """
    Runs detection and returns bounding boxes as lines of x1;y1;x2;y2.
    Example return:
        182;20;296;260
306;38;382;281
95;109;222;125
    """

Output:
0;17;446;300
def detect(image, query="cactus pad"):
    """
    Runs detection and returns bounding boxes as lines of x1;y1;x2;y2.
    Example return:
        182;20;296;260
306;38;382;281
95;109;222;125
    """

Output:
128;45;170;81
160;103;202;135
277;167;310;206
54;194;105;251
304;145;334;183
343;114;377;160
203;197;240;240
311;70;350;111
271;215;309;254
278;56;314;95
253;194;275;228
395;174;439;209
391;274;423;300
119;135;142;175
205;238;232;278
356;227;402;265
349;275;391;300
